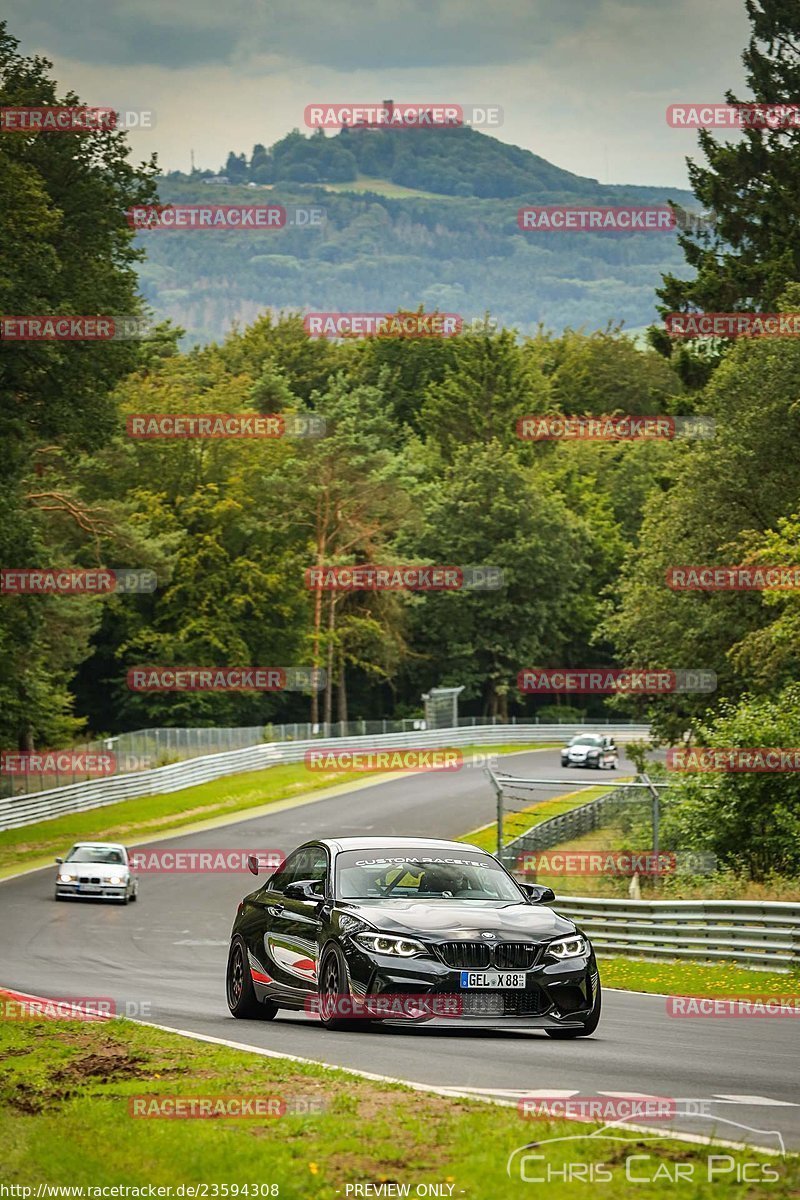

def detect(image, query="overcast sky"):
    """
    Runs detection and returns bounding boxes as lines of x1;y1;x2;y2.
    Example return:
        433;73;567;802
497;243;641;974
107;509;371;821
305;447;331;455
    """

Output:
5;0;752;186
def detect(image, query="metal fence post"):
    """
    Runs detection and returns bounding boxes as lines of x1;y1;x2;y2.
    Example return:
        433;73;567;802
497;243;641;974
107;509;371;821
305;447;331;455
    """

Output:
642;772;660;857
486;768;505;859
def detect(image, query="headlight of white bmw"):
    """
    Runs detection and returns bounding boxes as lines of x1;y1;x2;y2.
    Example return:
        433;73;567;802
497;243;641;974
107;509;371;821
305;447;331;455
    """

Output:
354;932;426;957
547;934;589;960
107;875;125;886
58;872;75;883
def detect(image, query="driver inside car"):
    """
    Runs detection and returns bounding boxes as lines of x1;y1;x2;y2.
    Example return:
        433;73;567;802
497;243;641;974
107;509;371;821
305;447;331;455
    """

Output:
418;864;472;896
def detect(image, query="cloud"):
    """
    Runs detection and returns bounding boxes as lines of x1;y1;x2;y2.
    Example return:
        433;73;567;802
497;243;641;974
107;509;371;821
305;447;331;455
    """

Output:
7;0;593;70
4;0;751;187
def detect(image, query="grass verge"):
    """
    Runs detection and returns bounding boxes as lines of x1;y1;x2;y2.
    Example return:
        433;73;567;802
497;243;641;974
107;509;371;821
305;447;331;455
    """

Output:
599;956;800;998
0;743;558;877
1;1015;796;1196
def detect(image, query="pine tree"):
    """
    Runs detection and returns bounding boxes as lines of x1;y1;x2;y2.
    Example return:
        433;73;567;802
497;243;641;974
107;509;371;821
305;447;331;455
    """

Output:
652;1;800;379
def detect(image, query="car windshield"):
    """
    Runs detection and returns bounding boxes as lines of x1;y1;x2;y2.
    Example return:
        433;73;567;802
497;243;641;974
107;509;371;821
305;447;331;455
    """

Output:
571;736;602;746
336;848;524;901
65;846;124;864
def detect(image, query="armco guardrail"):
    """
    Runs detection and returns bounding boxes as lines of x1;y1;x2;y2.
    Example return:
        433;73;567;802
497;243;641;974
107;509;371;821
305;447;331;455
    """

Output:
4;715;648;796
0;723;649;831
554;896;800;972
501;787;635;867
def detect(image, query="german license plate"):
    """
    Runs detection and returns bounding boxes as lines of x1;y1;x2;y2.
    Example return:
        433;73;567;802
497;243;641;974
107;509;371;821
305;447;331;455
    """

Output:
459;970;525;989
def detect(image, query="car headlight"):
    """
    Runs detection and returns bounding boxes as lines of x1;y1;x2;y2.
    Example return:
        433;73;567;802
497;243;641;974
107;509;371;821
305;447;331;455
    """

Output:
547;935;589;960
108;875;125;886
354;932;426;957
58;872;75;883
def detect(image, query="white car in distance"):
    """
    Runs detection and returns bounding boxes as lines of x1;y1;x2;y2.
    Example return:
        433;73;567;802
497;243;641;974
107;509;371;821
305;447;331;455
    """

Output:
55;842;138;904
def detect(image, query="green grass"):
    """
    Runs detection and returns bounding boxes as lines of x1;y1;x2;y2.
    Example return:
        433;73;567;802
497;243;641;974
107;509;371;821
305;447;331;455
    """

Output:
0;743;558;876
1;1015;795;1196
459;781;625;853
319;174;443;198
600;956;800;997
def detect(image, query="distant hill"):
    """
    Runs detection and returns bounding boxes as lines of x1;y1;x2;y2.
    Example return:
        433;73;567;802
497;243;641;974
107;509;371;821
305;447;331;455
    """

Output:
218;125;696;206
137;128;699;346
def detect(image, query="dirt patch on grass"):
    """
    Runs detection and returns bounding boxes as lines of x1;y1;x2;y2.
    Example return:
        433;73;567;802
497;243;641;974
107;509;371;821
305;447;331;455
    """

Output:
55;1048;151;1082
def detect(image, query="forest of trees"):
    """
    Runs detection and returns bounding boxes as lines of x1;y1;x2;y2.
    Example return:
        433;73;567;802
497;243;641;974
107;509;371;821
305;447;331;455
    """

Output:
1;0;799;879
139;176;696;346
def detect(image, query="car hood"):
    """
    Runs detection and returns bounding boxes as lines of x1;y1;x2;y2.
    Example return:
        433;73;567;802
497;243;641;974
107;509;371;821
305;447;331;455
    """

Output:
62;861;127;874
339;899;575;942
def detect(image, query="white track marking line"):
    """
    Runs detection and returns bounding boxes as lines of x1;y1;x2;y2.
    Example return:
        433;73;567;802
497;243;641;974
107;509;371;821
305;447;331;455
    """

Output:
714;1095;799;1107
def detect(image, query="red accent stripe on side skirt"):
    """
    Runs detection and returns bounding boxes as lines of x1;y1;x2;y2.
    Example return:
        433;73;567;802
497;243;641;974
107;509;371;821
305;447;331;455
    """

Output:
251;969;273;984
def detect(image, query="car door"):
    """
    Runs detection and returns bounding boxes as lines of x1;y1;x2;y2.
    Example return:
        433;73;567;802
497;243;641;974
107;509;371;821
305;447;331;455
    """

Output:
237;848;305;990
260;846;329;997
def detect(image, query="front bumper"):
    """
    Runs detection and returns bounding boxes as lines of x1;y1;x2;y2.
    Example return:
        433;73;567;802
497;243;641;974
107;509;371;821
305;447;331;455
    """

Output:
56;881;128;900
341;942;598;1028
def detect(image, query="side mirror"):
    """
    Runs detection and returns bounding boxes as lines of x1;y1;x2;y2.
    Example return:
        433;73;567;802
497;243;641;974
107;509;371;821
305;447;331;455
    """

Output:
246;854;259;876
285;879;324;902
521;883;556;904
55;857;63;865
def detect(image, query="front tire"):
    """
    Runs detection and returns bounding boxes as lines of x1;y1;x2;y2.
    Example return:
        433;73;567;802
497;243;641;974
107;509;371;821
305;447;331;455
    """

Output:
226;935;278;1020
317;944;371;1030
546;981;602;1039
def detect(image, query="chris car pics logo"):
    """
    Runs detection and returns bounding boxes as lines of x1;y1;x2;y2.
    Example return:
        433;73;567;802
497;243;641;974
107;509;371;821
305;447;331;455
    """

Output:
507;1114;785;1184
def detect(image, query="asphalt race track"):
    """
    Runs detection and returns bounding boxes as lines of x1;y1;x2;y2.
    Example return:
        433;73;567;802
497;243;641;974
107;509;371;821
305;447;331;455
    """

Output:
1;748;797;1153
